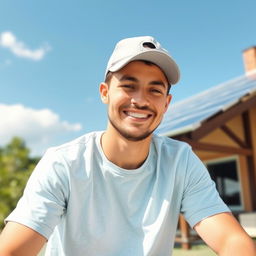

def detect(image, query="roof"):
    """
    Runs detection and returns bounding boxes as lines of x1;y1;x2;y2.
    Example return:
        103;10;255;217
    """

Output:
157;72;256;137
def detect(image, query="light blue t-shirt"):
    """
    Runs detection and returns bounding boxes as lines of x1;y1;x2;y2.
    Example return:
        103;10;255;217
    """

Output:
6;131;230;255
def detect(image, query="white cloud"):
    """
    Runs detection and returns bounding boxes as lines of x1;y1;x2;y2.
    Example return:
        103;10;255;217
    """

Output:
0;104;82;155
0;31;50;61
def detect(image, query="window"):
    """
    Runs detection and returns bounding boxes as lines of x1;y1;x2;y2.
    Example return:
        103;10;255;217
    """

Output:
206;158;243;211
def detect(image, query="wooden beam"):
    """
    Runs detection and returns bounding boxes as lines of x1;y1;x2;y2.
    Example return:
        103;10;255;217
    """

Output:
238;155;253;211
182;138;253;155
246;157;256;209
220;125;248;148
243;111;256;209
242;112;252;147
190;96;256;140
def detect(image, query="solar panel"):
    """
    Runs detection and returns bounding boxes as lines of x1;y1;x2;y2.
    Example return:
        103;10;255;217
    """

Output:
157;74;256;136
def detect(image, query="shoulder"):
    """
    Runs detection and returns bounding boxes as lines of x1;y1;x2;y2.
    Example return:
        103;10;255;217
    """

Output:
34;131;102;176
28;131;103;189
152;134;206;176
151;133;196;177
152;133;192;156
45;131;102;160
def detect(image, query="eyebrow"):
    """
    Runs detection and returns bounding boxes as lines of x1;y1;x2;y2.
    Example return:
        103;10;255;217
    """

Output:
149;80;167;89
119;75;167;89
120;75;139;83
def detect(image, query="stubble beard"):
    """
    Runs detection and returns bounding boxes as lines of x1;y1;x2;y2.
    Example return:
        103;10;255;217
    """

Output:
108;114;159;142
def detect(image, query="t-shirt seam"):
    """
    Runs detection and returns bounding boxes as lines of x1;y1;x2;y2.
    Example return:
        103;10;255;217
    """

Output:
6;218;53;239
186;203;230;222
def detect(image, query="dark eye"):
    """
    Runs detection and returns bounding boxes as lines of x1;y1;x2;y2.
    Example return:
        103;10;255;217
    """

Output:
120;84;134;89
151;88;163;94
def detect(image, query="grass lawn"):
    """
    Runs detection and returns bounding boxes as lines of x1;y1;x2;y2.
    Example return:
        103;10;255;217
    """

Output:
173;244;216;256
38;240;255;255
38;243;217;256
173;239;256;256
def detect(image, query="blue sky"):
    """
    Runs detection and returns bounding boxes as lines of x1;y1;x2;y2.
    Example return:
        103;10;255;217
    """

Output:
0;0;255;155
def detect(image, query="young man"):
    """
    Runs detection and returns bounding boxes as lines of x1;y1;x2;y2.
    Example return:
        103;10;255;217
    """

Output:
0;36;255;256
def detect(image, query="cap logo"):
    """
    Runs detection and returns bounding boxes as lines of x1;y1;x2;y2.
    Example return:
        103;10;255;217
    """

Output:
142;42;156;49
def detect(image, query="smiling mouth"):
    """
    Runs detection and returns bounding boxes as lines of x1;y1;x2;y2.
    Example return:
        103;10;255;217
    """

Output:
124;111;152;119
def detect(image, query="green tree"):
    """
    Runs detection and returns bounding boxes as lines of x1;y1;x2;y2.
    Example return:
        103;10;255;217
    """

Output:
0;137;39;230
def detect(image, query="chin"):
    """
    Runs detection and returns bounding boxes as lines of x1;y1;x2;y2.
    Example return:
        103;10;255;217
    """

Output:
109;116;159;141
122;132;152;142
116;127;155;141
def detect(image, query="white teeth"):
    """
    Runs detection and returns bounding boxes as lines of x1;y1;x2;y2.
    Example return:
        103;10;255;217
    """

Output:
126;112;148;118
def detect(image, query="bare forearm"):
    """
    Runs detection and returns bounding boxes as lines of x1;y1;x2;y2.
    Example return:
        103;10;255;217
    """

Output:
218;235;256;256
195;213;256;256
0;222;46;256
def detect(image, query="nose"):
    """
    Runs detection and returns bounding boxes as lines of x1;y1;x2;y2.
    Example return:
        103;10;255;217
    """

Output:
130;90;149;108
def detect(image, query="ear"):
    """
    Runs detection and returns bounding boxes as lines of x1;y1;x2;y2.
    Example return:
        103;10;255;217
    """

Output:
164;94;172;113
99;82;109;104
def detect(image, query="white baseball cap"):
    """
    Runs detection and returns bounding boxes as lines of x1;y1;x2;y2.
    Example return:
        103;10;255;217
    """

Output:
105;36;180;85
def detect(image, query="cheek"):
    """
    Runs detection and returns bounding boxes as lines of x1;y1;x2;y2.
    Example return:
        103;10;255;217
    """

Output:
107;97;124;114
109;92;131;106
156;100;169;112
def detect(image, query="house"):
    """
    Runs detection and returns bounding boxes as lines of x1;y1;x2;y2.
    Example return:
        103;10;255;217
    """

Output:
157;46;256;248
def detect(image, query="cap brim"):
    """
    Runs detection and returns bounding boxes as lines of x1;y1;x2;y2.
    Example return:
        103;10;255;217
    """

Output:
108;50;180;84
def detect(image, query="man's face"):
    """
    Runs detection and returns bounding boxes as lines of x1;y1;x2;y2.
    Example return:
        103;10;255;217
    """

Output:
100;61;172;141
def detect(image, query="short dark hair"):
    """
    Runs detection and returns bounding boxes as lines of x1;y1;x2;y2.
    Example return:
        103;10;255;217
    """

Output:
104;71;113;85
104;60;172;94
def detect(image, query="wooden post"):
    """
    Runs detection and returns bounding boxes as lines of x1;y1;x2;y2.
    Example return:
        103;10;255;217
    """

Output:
243;110;256;209
179;214;191;250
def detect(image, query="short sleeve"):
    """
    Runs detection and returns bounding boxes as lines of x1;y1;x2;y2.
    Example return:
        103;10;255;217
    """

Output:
5;148;70;239
180;150;230;228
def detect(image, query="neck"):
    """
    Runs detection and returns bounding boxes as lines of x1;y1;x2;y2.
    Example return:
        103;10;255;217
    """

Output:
101;128;152;170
